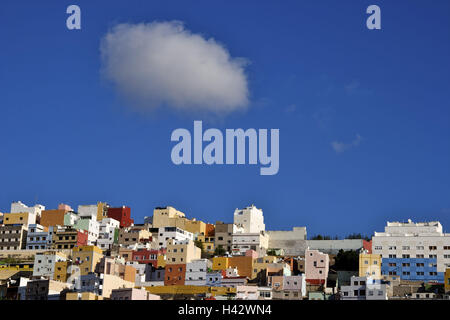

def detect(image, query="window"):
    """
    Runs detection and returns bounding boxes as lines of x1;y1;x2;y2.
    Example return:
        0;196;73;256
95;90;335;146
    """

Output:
374;246;382;250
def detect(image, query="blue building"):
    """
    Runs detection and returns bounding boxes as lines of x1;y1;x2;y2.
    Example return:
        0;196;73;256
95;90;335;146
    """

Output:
381;257;444;282
206;271;223;286
26;224;52;250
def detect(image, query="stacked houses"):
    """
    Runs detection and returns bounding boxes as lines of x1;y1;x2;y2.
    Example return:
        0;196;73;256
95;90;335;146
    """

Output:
0;200;449;300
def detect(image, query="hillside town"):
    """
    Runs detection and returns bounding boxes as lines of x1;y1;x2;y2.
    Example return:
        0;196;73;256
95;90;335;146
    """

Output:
0;201;449;300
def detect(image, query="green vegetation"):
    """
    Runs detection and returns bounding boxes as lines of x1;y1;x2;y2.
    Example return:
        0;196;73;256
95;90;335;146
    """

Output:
332;249;359;271
214;245;226;256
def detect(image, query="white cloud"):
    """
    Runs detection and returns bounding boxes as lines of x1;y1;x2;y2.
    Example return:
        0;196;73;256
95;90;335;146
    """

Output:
100;21;249;114
331;134;363;153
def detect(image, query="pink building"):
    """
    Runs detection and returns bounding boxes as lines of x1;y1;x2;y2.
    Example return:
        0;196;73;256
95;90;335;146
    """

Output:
110;288;160;300
245;249;258;258
58;203;73;211
305;248;329;285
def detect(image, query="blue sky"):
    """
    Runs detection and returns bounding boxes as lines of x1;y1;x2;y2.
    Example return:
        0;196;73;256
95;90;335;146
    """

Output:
0;0;449;238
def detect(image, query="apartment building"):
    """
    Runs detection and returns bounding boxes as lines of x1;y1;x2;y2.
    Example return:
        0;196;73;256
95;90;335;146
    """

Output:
40;204;73;228
152;206;186;228
32;251;67;279
110;287;160;300
97;257;136;283
157;227;193;248
107;206;133;228
72;245;104;276
118;226;152;247
252;256;279;279
76;273;134;299
305;248;329;286
185;258;212;286
131;248;162;267
215;221;237;253
268;275;306;300
26;224;51;250
0;225;28;250
7;201;45;227
164;264;186;285
233;205;265;234
24;279;69;300
340;276;388;300
359;250;382;279
372;219;450;282
97;218;120;250
166;239;201;265
231;232;269;256
50;226;88;250
74;217;100;246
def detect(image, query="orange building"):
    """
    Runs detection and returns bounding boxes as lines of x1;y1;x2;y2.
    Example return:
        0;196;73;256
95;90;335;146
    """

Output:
164;264;186;286
228;256;253;278
40;209;67;228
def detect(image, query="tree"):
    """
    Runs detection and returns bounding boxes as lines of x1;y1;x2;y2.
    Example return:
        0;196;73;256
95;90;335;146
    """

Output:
214;245;226;256
333;249;359;271
310;235;332;240
194;240;205;255
346;233;371;241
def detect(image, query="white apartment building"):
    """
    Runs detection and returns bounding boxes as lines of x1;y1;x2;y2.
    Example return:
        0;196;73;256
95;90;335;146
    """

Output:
33;252;67;279
157;226;193;248
233;205;265;233
231;232;269;256
77;204;98;219
340;276;388;300
185;259;212;286
26;224;51;250
11;201;45;217
97;218;120;250
74;217;100;246
372;219;450;280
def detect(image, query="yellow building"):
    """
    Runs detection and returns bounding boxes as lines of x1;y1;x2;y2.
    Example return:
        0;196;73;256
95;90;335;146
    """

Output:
157;254;166;268
152;206;186;228
212;256;253;278
185;220;206;239
2;212;34;227
359;253;382;279
252;256;278;279
54;261;69;282
96;202;109;222
66;292;104;300
445;268;450;293
72;245;104;276
145;285;235;297
166;239;201;264
212;257;229;271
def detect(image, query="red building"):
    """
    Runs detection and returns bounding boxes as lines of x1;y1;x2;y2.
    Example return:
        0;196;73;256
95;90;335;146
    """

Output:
107;206;134;228
363;239;372;254
132;248;165;267
164;264;186;286
77;230;88;246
